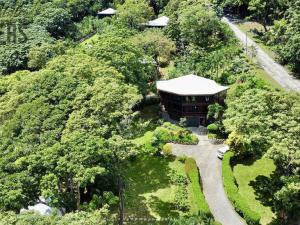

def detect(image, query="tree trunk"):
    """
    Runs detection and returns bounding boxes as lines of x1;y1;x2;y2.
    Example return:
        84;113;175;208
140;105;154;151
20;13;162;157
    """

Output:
118;177;124;225
76;184;81;211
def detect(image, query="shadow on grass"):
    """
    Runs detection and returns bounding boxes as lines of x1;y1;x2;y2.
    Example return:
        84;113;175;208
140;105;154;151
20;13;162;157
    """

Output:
124;156;178;219
148;196;180;218
249;169;284;207
249;170;288;225
231;154;259;167
249;174;275;207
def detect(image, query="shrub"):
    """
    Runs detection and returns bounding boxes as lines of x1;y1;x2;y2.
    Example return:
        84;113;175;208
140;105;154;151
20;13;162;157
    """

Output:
185;158;210;214
169;169;188;185
174;185;189;211
208;133;217;140
169;169;189;211
162;143;173;156
207;123;219;133
222;152;261;225
0;206;115;225
190;134;199;144
154;122;198;145
136;122;198;153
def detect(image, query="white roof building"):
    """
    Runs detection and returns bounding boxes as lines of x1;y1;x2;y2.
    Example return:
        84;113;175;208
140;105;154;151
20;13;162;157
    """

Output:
97;8;116;16
156;74;228;96
20;197;63;216
20;203;53;215
146;16;169;27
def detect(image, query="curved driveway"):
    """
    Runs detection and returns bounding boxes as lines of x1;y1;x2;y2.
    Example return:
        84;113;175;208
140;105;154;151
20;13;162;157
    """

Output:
172;128;245;225
222;17;300;93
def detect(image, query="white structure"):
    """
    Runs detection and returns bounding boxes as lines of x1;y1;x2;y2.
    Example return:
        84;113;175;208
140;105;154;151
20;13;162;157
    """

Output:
156;74;228;96
97;8;116;16
146;16;169;27
217;145;230;159
20;197;62;216
21;203;53;215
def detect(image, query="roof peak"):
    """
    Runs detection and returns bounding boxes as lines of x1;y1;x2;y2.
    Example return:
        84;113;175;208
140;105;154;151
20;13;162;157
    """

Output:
156;75;228;96
98;8;116;15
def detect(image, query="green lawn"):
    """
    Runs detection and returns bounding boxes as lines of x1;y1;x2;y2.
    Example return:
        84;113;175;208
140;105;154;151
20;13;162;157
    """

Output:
124;156;187;219
233;157;276;225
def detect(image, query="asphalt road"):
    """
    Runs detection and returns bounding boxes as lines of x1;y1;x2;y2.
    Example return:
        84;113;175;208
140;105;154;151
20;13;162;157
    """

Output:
172;128;245;225
222;17;300;93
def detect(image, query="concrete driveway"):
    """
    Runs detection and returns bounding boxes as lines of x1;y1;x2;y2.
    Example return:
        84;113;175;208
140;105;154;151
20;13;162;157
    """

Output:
172;128;245;225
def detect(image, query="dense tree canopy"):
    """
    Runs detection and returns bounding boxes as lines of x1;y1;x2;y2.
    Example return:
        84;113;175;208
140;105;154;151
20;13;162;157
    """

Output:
0;56;141;211
130;29;176;67
80;33;156;94
116;0;154;29
0;0;299;224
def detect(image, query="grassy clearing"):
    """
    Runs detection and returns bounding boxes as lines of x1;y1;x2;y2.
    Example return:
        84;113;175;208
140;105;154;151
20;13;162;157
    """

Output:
124;156;187;219
233;157;276;225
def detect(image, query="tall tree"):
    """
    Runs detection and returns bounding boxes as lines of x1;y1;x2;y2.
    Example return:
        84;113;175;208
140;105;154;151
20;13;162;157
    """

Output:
116;0;154;29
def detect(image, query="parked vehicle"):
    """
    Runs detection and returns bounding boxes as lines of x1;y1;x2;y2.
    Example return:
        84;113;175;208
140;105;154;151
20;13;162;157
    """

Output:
217;145;230;159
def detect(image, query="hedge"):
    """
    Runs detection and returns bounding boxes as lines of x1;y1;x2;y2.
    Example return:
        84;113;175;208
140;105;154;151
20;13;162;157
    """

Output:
185;158;210;214
222;152;261;225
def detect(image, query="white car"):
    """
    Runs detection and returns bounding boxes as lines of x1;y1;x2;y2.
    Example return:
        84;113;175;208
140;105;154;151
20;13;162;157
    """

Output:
217;146;230;159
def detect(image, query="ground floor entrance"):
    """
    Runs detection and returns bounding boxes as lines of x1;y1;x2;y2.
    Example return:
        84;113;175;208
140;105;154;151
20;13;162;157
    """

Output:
186;116;207;127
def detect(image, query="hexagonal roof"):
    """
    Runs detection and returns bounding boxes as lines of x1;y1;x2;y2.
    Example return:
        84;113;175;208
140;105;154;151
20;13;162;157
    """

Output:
156;74;228;96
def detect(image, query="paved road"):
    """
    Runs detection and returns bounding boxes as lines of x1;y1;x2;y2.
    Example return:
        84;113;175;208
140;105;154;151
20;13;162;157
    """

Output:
172;127;245;225
222;17;300;93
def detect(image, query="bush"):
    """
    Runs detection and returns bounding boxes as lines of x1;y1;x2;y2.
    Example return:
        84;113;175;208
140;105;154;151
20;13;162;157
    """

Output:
190;134;199;144
162;143;173;156
153;122;199;145
169;169;189;211
208;133;217;140
222;152;261;225
168;212;216;225
174;185;189;211
0;206;115;225
207;123;219;133
185;158;210;214
136;122;198;153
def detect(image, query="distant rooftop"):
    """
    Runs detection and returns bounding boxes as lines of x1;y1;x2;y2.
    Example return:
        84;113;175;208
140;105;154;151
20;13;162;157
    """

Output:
156;74;228;96
97;8;116;15
146;16;169;27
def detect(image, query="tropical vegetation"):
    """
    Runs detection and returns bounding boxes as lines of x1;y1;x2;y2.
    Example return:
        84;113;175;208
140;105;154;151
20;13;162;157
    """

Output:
0;0;299;224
